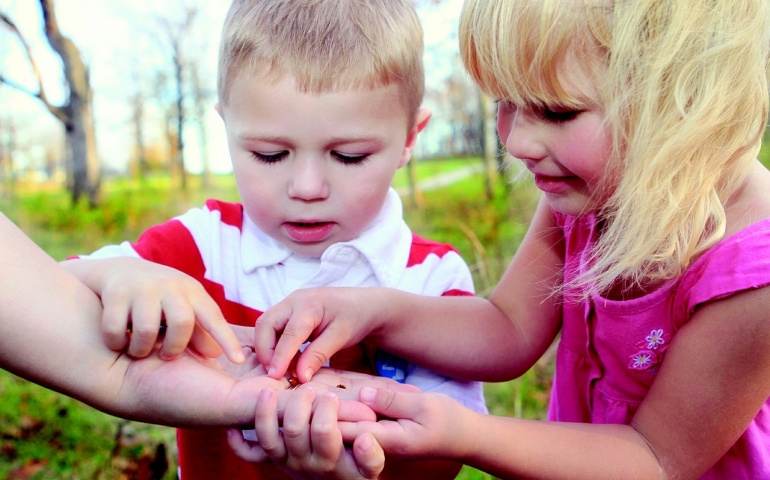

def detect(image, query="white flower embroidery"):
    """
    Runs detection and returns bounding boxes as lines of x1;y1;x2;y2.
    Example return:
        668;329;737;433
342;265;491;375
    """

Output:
631;352;653;369
646;329;665;350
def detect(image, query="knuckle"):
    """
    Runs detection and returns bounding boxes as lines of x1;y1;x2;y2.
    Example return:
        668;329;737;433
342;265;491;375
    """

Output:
168;314;194;330
259;439;283;457
308;349;329;367
380;390;397;411
281;423;304;440
131;326;158;343
310;419;335;438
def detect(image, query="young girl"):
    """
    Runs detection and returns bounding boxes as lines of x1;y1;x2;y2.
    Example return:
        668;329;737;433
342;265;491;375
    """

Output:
253;0;770;477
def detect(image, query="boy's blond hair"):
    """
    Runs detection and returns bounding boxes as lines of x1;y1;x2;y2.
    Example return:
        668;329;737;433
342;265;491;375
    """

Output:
218;0;424;127
461;0;770;295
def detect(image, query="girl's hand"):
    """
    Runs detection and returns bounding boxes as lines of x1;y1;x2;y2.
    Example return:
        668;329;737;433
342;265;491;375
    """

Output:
338;387;475;462
254;287;384;382
65;257;244;363
227;386;385;480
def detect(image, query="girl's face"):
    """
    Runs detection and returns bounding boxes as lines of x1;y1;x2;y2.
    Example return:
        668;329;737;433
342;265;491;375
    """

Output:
497;70;613;216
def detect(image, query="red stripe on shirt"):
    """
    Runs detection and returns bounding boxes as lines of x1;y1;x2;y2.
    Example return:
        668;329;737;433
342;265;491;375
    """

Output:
205;199;244;230
407;233;460;267
443;288;473;297
131;219;261;327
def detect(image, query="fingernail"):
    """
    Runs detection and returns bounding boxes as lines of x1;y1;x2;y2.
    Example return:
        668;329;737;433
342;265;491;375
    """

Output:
360;386;376;403
304;368;314;381
234;351;245;363
267;366;277;377
359;434;374;452
259;389;273;401
226;429;234;438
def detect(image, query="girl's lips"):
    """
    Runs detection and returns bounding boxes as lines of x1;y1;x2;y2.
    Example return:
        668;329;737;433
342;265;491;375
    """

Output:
283;222;335;243
533;174;581;195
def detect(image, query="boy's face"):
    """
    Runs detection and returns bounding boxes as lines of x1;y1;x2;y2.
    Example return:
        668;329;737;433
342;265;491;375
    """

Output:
218;72;428;257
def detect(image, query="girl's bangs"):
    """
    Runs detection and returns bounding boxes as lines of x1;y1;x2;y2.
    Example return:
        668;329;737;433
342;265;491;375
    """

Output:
461;0;598;108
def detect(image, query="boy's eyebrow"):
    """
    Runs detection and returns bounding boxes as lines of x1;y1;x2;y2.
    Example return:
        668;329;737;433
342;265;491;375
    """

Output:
238;134;387;147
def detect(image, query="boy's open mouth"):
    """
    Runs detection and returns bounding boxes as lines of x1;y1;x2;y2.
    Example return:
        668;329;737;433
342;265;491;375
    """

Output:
284;221;335;243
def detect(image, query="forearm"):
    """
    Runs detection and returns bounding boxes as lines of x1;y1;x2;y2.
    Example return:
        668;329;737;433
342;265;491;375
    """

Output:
461;412;665;480
370;289;527;381
0;214;124;404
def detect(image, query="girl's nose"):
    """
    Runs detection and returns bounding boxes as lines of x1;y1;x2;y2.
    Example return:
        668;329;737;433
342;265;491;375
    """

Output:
288;157;330;201
497;105;547;162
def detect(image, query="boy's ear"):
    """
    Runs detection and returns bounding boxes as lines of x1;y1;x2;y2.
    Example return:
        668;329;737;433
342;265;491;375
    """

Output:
214;102;224;120
399;108;432;168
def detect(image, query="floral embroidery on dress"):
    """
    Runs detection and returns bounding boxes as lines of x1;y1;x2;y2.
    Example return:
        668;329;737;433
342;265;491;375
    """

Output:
629;329;670;374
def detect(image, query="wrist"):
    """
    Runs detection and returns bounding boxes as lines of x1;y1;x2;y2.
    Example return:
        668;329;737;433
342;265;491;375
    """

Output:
368;287;402;345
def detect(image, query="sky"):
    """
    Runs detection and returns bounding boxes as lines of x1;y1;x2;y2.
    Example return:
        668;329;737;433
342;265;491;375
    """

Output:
0;0;470;175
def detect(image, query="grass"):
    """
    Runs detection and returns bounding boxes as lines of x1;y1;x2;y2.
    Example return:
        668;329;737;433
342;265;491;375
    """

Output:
0;157;548;479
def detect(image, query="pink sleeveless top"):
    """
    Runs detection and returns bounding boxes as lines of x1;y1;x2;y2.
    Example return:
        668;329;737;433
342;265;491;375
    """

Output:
548;213;770;478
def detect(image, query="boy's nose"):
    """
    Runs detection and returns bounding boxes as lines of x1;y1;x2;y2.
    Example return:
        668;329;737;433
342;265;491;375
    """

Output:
498;108;547;163
288;158;330;201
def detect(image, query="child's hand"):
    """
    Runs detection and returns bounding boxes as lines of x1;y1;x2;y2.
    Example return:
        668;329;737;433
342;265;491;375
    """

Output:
67;257;244;363
255;287;382;382
338;387;473;462
227;386;385;480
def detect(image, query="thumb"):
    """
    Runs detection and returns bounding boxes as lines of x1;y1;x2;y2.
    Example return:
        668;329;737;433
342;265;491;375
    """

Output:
353;433;385;479
292;334;349;383
359;386;420;419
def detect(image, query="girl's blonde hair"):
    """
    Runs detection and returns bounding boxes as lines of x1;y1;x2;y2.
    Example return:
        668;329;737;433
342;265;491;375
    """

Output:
217;0;424;126
461;0;770;295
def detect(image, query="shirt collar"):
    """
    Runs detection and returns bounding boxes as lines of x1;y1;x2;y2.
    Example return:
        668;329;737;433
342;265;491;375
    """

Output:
240;188;411;287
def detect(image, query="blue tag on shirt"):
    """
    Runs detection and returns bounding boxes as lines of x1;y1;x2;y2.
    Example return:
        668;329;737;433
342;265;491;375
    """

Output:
374;349;408;383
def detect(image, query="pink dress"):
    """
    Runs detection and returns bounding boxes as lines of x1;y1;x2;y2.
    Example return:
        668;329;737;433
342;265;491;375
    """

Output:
548;213;770;478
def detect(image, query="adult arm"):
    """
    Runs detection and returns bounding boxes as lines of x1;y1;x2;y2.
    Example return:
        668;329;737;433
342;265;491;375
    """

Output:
0;213;279;426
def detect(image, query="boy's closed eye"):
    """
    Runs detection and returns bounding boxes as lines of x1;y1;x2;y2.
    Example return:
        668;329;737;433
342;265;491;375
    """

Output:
251;151;289;163
331;151;370;165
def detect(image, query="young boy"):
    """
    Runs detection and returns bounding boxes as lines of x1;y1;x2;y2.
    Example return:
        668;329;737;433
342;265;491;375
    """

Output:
64;0;487;478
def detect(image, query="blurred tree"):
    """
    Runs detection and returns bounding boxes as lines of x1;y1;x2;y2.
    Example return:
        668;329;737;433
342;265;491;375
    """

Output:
0;0;101;206
0;115;16;195
157;7;198;191
128;67;150;181
190;62;212;189
151;70;177;174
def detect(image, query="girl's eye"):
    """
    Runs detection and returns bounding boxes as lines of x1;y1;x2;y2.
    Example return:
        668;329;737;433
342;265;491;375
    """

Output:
540;107;582;124
251;151;288;163
332;152;370;165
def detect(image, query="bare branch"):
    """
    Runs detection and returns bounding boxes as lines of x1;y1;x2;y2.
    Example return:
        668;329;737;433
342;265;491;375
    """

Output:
0;10;68;123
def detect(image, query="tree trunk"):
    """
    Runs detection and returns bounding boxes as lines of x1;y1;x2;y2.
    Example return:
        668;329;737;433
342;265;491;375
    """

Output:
40;0;100;206
407;158;424;209
480;92;499;200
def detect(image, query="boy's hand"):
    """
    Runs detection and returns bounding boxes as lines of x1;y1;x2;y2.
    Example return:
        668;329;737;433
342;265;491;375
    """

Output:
254;287;383;383
228;386;385;480
226;370;418;479
66;257;244;363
